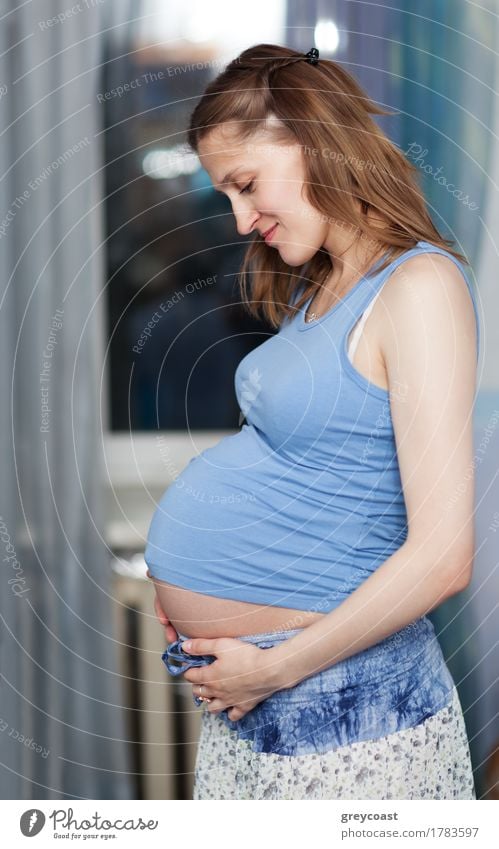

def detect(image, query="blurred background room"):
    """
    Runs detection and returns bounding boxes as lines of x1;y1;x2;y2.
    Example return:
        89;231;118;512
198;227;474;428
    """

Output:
1;0;498;800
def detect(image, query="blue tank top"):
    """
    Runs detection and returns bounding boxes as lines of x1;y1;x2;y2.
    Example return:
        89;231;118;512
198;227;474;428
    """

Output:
144;240;481;612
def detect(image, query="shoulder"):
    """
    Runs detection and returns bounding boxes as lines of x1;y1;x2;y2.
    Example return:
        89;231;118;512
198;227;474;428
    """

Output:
380;250;473;313
377;250;477;361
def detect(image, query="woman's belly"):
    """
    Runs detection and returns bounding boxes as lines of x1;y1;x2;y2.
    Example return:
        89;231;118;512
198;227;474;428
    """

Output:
152;577;326;638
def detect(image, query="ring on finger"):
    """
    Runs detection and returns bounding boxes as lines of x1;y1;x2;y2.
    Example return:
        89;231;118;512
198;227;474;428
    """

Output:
197;685;210;702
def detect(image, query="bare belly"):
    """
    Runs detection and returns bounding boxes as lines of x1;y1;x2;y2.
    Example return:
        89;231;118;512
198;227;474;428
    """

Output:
152;577;326;638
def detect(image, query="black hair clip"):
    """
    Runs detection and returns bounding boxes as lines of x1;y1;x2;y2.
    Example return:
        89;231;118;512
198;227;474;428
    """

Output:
305;47;319;65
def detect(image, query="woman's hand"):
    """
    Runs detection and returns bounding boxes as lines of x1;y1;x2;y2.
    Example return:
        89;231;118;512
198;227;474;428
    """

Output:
181;637;284;721
152;593;178;643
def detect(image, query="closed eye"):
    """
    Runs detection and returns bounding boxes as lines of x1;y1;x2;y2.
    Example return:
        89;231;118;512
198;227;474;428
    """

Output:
239;181;255;194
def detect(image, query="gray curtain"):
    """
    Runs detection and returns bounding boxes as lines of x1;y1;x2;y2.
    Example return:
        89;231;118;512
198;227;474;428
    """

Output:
0;1;133;798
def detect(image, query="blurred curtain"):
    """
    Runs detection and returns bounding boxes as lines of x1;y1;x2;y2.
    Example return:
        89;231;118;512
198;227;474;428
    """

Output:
395;0;495;264
464;4;499;798
285;0;497;797
392;1;497;799
0;1;133;798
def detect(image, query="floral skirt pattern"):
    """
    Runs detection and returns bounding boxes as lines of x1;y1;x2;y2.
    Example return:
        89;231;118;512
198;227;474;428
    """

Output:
182;617;476;800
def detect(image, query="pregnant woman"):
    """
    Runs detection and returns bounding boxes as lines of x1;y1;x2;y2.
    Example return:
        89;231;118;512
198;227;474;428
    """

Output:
144;43;479;800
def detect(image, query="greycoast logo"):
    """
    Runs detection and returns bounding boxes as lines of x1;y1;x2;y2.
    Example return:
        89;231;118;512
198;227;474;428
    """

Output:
20;809;45;836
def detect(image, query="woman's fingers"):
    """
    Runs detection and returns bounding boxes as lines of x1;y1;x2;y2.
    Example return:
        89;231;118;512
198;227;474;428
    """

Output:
202;700;246;719
204;698;226;715
190;683;246;719
153;596;175;635
153;594;168;625
152;592;178;642
147;571;170;630
227;706;246;721
165;623;178;642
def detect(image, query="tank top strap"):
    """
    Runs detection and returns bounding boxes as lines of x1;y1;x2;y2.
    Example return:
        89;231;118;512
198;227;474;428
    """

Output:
341;240;481;363
337;242;425;333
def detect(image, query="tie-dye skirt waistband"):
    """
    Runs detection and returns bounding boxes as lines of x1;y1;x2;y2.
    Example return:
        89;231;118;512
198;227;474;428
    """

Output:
167;615;456;757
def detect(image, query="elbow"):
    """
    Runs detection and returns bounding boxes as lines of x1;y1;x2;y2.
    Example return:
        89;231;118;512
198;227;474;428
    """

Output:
441;542;475;596
444;561;473;596
407;531;475;597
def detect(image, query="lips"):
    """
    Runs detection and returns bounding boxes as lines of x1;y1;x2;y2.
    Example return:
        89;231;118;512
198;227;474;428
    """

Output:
262;223;278;243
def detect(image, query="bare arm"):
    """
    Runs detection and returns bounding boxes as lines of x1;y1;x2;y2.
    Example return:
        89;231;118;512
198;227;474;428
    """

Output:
269;252;478;688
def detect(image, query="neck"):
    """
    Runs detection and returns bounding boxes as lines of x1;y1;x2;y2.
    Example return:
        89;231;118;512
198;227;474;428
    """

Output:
324;204;388;287
305;240;386;323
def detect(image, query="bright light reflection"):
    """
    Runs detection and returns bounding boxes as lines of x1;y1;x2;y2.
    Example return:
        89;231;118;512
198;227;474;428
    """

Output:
142;145;201;179
314;19;340;54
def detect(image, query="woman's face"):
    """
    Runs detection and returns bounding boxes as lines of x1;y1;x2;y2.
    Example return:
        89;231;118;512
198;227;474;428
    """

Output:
197;124;331;267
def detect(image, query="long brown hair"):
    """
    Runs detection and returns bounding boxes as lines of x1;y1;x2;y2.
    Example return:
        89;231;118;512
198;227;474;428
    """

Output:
187;43;468;329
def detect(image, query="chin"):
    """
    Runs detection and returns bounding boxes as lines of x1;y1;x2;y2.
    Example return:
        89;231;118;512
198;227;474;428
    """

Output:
276;245;316;267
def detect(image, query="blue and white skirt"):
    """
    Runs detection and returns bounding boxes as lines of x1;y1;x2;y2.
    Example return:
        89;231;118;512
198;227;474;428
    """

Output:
167;616;475;800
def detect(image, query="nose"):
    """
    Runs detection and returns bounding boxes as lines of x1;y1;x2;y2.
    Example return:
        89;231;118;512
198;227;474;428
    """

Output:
232;203;260;237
